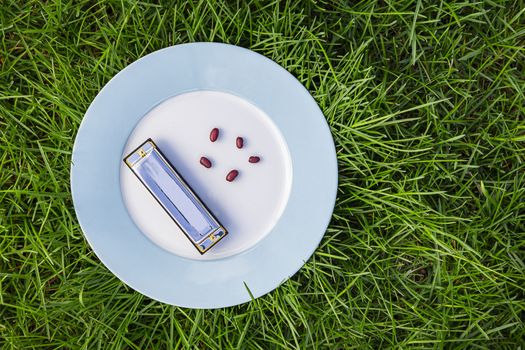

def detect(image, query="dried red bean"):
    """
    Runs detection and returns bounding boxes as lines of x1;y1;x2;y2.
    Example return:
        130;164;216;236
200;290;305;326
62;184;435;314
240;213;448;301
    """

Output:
210;128;219;142
200;156;212;168
226;169;239;182
248;156;260;163
236;137;244;149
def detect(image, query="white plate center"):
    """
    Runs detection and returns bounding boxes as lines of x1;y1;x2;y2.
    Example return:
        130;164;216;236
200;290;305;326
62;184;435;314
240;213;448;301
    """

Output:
120;91;292;260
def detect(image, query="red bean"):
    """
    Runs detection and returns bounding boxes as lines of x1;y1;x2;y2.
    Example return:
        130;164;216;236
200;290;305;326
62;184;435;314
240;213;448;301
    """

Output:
226;169;239;182
210;128;219;142
236;137;244;149
200;156;212;168
248;156;260;163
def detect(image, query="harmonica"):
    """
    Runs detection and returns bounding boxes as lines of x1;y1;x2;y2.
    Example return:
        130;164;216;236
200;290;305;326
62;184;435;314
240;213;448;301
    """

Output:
124;139;227;254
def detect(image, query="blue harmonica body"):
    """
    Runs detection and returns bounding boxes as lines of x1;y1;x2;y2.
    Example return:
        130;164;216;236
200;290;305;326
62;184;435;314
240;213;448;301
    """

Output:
124;139;227;254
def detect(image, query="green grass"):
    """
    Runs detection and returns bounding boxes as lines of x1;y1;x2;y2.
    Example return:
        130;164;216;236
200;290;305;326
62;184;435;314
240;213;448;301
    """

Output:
1;0;524;348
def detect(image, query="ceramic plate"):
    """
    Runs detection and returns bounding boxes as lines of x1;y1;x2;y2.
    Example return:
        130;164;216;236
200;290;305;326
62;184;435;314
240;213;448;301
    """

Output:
71;43;337;308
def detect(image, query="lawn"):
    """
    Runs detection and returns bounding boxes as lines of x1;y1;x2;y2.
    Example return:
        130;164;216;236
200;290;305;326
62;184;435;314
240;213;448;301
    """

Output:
1;0;524;348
